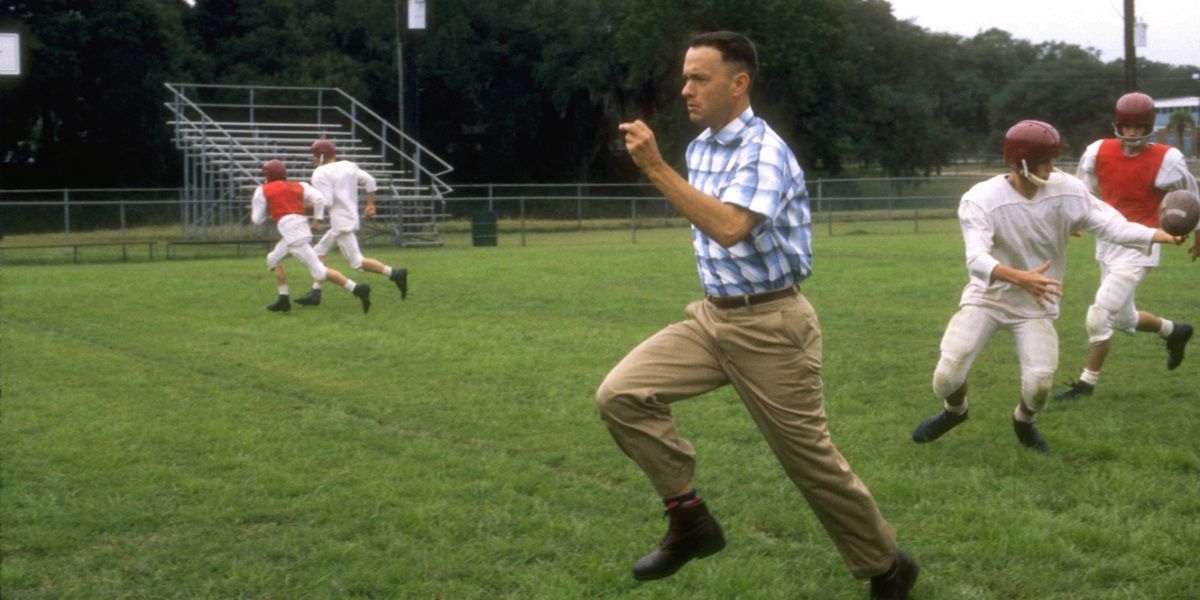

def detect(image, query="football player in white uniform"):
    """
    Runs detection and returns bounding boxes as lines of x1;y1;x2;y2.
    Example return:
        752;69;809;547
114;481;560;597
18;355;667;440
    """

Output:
1055;93;1198;400
910;121;1185;452
293;139;409;307
251;160;372;314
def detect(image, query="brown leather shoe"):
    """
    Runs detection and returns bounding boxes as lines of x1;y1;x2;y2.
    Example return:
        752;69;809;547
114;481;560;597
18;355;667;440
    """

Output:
631;501;726;581
870;549;919;599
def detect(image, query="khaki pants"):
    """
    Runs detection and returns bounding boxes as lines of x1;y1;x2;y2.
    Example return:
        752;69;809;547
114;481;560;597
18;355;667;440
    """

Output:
595;292;897;578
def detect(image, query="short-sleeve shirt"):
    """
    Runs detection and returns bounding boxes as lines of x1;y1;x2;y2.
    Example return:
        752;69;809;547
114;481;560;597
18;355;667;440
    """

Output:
686;107;812;296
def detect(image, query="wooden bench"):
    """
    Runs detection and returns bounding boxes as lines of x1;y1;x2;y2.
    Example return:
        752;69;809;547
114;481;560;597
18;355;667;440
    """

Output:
0;241;157;264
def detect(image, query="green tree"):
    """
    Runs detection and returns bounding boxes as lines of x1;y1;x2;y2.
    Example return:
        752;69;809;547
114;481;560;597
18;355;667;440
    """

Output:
987;43;1114;158
1;0;187;186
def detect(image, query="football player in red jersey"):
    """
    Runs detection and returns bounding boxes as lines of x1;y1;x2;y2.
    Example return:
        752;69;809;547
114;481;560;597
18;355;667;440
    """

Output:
251;160;372;314
1055;93;1198;400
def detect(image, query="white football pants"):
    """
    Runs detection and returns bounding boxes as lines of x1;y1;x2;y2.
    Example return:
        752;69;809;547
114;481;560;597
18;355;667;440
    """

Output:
313;227;365;270
1086;264;1147;344
932;305;1058;413
267;215;328;281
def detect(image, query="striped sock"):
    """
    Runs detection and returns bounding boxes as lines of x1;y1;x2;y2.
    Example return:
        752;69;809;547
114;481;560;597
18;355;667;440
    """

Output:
663;489;702;511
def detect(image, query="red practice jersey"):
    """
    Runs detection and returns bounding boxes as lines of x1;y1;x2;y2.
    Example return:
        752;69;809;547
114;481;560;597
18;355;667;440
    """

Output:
1094;139;1169;227
261;181;307;222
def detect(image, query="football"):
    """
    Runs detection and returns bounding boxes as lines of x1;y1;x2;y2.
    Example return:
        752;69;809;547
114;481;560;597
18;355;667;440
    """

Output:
1159;189;1200;236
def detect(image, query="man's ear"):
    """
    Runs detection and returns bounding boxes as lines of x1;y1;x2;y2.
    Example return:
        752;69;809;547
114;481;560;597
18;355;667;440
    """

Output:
732;71;751;97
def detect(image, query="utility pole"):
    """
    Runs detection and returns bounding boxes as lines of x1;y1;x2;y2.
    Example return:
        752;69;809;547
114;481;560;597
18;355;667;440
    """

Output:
395;0;405;133
1123;0;1137;91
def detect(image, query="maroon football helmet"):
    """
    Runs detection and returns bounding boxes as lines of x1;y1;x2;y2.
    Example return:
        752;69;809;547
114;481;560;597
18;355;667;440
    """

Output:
1003;120;1061;170
310;139;336;161
1112;92;1156;148
262;159;287;182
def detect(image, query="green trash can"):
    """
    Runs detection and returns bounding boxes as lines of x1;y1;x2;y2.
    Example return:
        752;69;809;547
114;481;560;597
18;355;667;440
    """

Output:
472;211;498;246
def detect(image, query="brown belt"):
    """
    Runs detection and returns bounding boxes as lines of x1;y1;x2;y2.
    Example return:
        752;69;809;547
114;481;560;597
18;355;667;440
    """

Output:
706;285;798;309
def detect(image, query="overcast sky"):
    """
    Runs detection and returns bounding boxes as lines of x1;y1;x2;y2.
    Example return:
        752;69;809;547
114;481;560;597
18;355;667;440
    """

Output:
886;0;1199;69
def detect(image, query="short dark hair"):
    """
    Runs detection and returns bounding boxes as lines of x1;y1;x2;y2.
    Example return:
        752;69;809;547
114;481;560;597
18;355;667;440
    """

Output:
689;31;758;83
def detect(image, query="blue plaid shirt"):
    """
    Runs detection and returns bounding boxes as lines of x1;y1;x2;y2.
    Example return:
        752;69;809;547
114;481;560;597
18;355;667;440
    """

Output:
686;107;812;296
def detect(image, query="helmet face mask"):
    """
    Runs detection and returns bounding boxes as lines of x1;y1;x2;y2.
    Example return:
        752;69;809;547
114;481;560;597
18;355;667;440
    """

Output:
262;159;287;182
1004;120;1062;187
1112;92;1156;150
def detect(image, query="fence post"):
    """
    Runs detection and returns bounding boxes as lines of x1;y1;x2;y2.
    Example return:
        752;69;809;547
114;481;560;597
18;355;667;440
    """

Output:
520;196;527;247
317;89;324;126
576;184;583;230
63;189;71;242
631;198;637;243
120;195;127;237
487;184;494;212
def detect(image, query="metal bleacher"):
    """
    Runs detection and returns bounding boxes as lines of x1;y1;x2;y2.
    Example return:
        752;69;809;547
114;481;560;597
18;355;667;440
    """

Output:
164;83;453;247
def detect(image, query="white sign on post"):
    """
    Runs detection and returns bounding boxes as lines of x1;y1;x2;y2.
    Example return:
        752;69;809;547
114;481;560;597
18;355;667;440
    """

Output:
408;0;426;30
0;33;19;76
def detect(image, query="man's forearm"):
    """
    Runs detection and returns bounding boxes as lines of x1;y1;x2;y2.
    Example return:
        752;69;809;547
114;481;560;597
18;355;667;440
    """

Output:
643;162;755;247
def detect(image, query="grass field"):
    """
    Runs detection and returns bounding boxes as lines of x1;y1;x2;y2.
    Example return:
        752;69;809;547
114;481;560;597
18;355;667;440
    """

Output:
2;227;1198;599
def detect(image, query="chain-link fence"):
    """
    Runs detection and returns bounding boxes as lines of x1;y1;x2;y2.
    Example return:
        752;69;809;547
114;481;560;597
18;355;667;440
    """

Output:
0;175;1023;261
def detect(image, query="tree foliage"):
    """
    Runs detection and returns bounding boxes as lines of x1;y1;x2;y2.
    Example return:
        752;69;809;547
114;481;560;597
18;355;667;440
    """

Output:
2;0;1197;187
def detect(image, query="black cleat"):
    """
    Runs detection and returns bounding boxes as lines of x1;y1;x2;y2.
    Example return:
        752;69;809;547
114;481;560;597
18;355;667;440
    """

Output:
1166;323;1193;370
353;283;371;314
1012;418;1049;453
1053;380;1094;401
294;288;322;306
911;408;968;443
870;549;919;600
631;501;726;581
266;294;291;313
390;268;408;300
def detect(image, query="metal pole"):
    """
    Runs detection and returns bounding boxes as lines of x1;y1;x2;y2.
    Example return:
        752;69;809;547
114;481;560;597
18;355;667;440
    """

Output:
576;184;583;230
63;189;70;242
631;198;637;243
520;196;526;247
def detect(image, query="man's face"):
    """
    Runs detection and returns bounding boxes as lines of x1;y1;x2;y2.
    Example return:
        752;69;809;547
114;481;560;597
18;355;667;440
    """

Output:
681;46;737;131
1119;124;1151;138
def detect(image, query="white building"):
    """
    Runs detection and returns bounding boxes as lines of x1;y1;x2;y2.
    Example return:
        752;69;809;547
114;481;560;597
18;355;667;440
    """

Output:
1153;96;1199;156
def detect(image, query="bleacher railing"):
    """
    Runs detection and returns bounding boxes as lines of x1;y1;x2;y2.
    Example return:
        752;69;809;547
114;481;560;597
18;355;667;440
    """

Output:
162;82;453;244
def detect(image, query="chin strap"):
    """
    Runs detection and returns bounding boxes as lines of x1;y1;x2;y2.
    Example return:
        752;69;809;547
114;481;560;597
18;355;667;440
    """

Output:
1020;159;1065;187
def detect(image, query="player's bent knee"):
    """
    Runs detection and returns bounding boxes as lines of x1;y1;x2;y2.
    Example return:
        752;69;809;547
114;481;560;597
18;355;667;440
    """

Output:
932;358;967;399
1086;304;1113;343
1022;370;1054;408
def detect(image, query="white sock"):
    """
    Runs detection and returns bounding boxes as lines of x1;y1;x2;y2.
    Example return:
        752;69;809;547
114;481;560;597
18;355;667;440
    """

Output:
312;282;323;291
343;280;356;292
944;400;967;415
1080;369;1100;386
278;285;289;296
383;266;394;277
1014;404;1036;424
1159;319;1174;339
